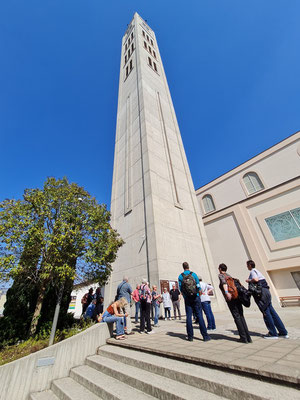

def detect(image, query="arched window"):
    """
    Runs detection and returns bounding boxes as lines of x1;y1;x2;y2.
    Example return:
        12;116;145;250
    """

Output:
202;194;215;214
243;172;264;195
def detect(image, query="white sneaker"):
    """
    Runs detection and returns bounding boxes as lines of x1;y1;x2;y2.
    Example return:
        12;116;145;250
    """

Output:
168;318;172;320
164;318;167;321
263;334;278;339
279;334;289;339
146;330;155;334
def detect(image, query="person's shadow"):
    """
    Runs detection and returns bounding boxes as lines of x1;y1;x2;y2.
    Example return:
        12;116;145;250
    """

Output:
227;329;261;337
166;331;256;342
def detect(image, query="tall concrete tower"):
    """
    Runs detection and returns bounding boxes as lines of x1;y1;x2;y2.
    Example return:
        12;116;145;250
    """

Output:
106;13;223;310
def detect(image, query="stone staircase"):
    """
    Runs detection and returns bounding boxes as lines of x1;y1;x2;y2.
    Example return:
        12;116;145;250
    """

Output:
30;344;300;400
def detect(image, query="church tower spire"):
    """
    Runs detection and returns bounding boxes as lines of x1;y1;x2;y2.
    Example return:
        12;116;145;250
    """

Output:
106;13;222;309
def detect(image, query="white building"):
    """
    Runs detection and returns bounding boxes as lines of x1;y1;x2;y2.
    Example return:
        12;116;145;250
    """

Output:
196;132;300;304
67;283;104;318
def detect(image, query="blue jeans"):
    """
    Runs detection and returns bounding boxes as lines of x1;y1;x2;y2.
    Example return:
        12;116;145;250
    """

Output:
202;301;216;330
263;303;288;337
102;311;124;336
153;303;160;324
135;302;140;322
185;296;209;340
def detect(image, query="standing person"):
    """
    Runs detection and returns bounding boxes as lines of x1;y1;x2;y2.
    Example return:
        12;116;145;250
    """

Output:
94;287;102;302
101;297;128;340
162;288;172;320
246;260;289;339
170;284;181;320
152;285;161;327
81;288;94;315
178;262;211;342
132;284;141;323
139;279;154;334
116;276;134;335
199;278;216;331
218;263;252;343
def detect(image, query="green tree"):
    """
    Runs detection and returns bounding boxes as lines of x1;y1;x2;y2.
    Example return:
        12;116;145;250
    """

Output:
0;177;123;335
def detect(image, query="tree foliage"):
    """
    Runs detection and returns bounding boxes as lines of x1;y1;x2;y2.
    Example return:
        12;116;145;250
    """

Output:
0;177;123;335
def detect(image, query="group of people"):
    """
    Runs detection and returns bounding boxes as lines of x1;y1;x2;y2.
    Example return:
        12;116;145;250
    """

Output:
132;283;182;324
81;287;104;322
92;259;289;343
219;260;288;342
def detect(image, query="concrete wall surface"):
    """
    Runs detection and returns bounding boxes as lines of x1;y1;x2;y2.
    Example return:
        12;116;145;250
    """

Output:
0;322;112;400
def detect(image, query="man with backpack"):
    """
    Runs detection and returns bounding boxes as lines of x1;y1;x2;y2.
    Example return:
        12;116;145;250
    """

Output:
178;262;211;342
246;260;288;339
218;263;252;343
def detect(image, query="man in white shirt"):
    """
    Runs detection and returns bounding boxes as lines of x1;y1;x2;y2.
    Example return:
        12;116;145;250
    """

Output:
246;260;289;339
199;278;216;331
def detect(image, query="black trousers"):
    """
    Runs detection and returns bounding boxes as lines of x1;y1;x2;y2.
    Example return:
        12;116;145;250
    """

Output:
227;299;251;342
140;301;151;332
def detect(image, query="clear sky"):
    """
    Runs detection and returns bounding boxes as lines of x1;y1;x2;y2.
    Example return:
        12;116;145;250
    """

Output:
1;1;299;207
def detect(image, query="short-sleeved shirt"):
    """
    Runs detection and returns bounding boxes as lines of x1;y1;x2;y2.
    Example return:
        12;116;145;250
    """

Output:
162;292;172;308
178;270;201;298
117;281;132;303
152;290;160;305
141;284;152;303
218;273;232;299
200;281;213;302
170;288;180;301
248;268;265;281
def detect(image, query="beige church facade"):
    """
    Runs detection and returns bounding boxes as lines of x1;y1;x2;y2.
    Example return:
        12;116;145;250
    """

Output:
196;132;300;305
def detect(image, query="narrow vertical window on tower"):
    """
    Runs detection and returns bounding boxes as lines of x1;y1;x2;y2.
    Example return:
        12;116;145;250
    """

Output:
130;59;133;70
144;41;147;48
125;43;127;51
148;46;152;55
153;50;156;59
142;30;145;37
148;57;152;67
153;62;157;72
131;43;134;52
125;55;127;64
131;32;133;40
126;66;128;78
151;39;154;46
128;49;130;58
146;34;149;41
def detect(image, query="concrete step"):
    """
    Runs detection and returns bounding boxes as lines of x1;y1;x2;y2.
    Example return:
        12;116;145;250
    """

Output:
86;354;225;400
30;390;60;400
98;344;300;400
70;364;156;400
51;376;100;400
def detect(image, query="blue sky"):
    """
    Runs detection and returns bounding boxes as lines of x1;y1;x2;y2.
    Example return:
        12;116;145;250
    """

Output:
0;1;299;207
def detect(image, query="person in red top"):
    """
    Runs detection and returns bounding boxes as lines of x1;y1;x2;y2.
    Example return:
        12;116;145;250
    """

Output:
101;297;128;340
132;284;141;323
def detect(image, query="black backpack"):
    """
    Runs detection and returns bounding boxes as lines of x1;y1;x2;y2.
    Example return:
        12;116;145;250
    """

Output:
234;279;251;308
181;272;198;297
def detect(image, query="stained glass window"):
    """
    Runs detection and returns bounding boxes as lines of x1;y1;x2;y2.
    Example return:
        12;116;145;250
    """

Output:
265;207;300;242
